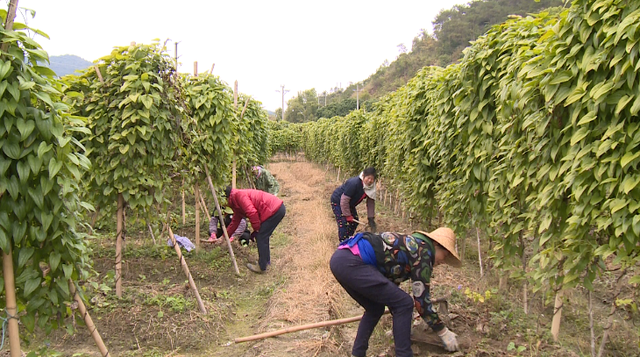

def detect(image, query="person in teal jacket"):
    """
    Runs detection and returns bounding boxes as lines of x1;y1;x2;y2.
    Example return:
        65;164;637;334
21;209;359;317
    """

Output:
330;227;462;357
252;166;280;196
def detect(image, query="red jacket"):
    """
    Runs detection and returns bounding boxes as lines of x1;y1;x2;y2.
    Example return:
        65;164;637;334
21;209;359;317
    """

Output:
226;188;283;234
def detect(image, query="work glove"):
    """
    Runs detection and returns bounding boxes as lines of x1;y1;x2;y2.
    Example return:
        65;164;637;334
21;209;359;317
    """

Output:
345;215;354;223
208;232;217;242
437;327;459;352
368;217;377;232
250;231;258;242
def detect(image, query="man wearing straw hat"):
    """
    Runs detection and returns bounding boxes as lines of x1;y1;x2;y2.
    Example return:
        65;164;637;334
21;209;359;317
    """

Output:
330;228;462;356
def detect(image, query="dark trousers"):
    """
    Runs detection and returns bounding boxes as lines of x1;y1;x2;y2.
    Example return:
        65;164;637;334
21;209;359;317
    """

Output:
331;201;358;241
257;203;286;270
330;249;414;357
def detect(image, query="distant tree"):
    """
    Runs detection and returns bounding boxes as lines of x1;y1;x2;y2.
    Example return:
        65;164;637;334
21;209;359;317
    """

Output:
275;108;282;121
397;43;408;54
284;89;318;123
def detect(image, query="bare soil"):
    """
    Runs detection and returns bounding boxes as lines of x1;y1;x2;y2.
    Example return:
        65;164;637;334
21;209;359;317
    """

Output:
25;157;639;357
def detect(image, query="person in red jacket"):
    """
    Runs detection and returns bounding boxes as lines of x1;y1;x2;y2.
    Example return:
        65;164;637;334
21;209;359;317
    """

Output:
224;186;286;273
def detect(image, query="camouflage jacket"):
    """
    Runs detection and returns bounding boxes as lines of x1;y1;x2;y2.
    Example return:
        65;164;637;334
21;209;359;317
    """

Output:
372;231;445;332
255;168;279;195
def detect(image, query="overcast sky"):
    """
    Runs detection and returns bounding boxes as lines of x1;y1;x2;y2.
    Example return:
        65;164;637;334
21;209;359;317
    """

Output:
19;0;464;112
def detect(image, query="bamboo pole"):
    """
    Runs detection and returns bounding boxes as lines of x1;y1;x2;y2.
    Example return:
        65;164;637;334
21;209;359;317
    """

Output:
589;290;596;357
147;224;157;245
235;310;391;343
476;227;483;278
204;166;240;274
2;5;21;354
232;160;237;189
198;191;211;220
69;281;110;357
551;290;563;341
3;247;21;357
210;63;215;74
181;178;186;225
93;66;104;83
394;190;400;215
337;167;340;182
115;193;124;298
195;184;200;251
240;96;251;119
167;225;207;314
232;81;238;189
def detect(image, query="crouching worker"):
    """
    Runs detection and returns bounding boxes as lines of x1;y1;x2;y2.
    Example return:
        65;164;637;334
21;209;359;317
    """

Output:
224;186;286;273
208;207;251;245
330;228;462;357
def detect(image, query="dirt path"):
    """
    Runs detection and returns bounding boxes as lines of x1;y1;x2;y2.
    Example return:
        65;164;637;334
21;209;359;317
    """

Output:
210;158;360;357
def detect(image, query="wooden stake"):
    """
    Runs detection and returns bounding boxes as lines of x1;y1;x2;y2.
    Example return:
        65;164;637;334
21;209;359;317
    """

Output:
244;167;256;190
476;227;483;278
232;160;237;189
394;190;400;215
337;167;340;182
198;191;211;220
147;224;156;245
551;290;563;342
193;61;198;76
181;178;186;225
167;225;207;314
2;4;21;352
232;81;238;189
240;96;251;119
589;289;596;357
3;246;21;357
235;310;391;343
115;193;124;298
204;166;240;274
195;184;200;251
210;63;215;74
94;66;104;83
233;80;238;108
69;281;110;357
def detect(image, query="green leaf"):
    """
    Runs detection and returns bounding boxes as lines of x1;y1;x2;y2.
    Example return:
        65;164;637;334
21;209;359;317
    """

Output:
621;151;640;169
62;264;73;279
24;276;42;296
18;247;34;268
570;127;590;146
577;111;597;126
49;251;61;272
0;228;7;252
16;117;35;141
16;161;30;183
48;158;63;179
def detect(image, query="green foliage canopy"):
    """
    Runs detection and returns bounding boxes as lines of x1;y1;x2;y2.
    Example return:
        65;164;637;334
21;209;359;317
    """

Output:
0;11;92;333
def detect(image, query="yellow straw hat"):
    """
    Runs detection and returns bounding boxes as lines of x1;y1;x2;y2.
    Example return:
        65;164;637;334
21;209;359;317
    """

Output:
416;227;461;268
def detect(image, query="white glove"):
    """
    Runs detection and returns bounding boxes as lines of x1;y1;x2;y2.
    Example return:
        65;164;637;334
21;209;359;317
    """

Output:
437;327;459;352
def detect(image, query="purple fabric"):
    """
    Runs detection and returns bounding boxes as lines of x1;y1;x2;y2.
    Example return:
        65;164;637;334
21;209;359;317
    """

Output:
167;234;196;252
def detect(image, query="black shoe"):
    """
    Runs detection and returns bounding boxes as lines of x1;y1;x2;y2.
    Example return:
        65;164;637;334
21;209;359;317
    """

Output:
246;263;264;274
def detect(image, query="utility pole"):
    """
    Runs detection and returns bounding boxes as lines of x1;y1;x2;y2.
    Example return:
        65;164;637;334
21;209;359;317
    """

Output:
353;83;363;110
174;41;181;71
275;85;290;121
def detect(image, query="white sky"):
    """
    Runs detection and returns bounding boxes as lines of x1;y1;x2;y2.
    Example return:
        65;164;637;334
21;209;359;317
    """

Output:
18;0;464;112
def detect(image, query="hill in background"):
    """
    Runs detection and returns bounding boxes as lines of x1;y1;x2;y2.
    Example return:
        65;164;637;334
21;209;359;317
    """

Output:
49;54;92;77
286;0;564;122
